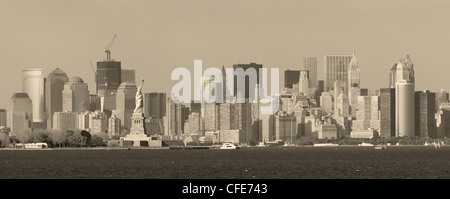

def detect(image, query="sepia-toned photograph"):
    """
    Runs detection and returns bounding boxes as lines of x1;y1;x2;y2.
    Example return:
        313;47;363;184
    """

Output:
0;0;449;197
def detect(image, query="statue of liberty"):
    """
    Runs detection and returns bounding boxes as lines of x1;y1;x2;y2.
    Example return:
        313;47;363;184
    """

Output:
134;78;144;113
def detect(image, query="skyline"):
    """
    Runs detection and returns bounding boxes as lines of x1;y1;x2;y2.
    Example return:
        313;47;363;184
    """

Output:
2;0;450;107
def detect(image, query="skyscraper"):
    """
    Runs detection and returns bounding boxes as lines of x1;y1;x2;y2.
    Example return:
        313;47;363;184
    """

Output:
348;51;360;117
121;69;135;84
115;82;137;130
304;57;317;88
96;60;121;97
393;54;415;137
284;70;300;89
298;70;309;95
233;63;263;99
52;111;78;132
0;109;6;127
436;89;449;111
63;77;90;113
380;88;395;138
320;92;333;114
45;68;69;129
324;55;352;92
335;90;349;117
22;69;45;125
7;93;32;136
168;97;183;136
415;90;436;138
144;92;167;118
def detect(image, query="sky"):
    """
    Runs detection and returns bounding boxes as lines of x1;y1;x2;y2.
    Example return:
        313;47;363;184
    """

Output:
1;0;450;107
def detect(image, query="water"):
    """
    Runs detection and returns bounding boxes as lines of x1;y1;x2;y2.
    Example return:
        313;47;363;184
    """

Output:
0;146;449;179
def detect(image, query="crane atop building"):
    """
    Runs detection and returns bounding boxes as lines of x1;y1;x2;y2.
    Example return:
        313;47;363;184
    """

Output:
105;34;117;61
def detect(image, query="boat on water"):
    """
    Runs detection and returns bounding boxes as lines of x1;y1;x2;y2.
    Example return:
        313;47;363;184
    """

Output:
374;145;387;149
220;143;240;149
283;143;297;147
266;139;284;147
313;143;339;147
256;142;267;147
358;142;374;147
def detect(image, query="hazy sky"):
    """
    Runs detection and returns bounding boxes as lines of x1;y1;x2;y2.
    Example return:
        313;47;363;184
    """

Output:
1;0;450;107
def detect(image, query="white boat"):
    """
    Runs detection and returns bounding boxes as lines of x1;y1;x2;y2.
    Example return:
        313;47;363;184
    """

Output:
220;143;239;149
256;142;266;147
358;142;374;146
313;143;339;147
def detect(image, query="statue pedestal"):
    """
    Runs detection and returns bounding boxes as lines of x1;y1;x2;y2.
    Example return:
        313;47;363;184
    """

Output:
120;113;162;147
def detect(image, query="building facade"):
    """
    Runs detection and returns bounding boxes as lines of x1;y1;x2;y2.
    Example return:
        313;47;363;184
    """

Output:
22;69;45;125
415;90;436;138
45;68;69;129
324;55;352;92
63;77;90;113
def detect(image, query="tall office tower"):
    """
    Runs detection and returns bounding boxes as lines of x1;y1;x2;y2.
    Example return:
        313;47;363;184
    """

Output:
121;69;135;84
298;70;309;95
7;93;32;136
204;103;219;131
144;92;167;118
233;100;253;144
348;51;361;117
96;59;121;97
275;113;297;142
335;91;349;117
190;100;201;114
45;68;69;129
415;91;436;138
89;94;100;112
63;77;90;113
324;55;352;92
352;95;381;132
89;111;108;138
168;97;183;136
0;109;6;127
219;103;235;130
356;96;372;121
436;89;449;111
233;63;263;99
186;112;201;135
304;57;317;88
284;70;300;89
436;109;450;138
360;88;369;96
115;82;137;130
260;114;275;142
370;96;380;120
315;80;325;107
393;54;415;137
22;69;45;125
52;111;79;132
108;113;121;137
333;80;347;110
380;88;395;137
78;112;90;130
320;92;333;114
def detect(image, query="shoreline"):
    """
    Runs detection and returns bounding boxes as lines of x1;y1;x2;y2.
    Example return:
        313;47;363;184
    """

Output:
0;144;447;151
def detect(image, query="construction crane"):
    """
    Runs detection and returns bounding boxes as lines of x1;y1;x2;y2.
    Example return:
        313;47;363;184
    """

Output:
105;34;117;61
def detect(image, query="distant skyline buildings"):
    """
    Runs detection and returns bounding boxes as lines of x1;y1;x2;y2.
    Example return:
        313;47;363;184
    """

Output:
393;55;416;137
324;55;352;92
63;76;90;113
22;69;45;124
7;93;32;135
45;68;69;129
304;57;317;89
96;60;121;97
